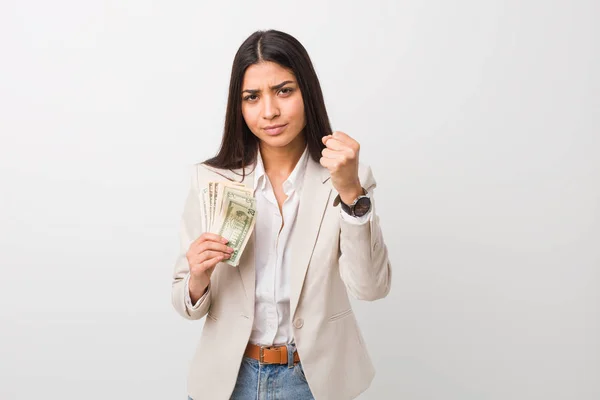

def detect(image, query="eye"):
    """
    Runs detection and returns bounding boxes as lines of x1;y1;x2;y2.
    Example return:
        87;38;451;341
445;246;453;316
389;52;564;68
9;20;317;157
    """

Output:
279;87;294;95
243;94;258;102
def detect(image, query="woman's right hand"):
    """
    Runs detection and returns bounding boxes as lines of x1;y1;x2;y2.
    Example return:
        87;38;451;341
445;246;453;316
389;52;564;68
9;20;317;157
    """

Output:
186;233;233;301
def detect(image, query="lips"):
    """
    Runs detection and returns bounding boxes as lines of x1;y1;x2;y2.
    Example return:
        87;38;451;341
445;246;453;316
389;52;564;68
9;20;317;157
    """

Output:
263;123;288;136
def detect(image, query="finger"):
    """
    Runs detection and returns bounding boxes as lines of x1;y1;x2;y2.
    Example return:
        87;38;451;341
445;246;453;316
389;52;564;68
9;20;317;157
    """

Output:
323;137;347;151
192;249;231;265
330;135;360;155
199;254;227;273
319;156;337;170
193;232;228;245
321;148;344;159
323;144;356;162
332;131;354;144
194;240;234;255
322;135;332;145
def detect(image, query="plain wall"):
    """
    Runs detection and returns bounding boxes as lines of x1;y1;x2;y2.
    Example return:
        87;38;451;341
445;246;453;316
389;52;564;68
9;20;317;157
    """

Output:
1;0;598;399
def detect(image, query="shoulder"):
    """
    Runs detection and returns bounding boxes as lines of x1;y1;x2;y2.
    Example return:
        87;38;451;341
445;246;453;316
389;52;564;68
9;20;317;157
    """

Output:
194;162;218;178
190;162;254;186
189;163;219;187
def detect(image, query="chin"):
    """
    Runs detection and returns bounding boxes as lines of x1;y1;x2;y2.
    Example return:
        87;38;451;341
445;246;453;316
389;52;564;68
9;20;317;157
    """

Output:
258;131;303;149
262;136;295;148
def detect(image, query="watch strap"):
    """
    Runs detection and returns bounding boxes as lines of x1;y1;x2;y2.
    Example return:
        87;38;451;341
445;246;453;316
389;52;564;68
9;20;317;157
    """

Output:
340;188;369;217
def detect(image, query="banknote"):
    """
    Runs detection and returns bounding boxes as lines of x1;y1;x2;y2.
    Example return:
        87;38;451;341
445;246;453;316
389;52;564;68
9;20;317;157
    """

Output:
218;184;254;217
213;196;256;266
201;187;209;233
208;182;214;231
201;180;256;266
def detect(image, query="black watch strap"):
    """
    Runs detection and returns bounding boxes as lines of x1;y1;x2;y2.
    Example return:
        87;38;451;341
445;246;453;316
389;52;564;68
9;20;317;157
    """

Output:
340;199;353;215
340;188;371;217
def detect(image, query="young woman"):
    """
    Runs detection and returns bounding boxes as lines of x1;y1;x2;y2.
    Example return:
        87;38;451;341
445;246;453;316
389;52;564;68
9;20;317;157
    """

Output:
171;29;392;400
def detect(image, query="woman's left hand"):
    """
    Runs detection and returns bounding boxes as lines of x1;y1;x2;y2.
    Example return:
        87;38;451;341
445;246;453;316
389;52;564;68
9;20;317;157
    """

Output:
320;131;364;204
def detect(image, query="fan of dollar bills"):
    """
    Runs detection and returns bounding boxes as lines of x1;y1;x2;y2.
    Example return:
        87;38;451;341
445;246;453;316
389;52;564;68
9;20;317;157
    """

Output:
200;181;257;267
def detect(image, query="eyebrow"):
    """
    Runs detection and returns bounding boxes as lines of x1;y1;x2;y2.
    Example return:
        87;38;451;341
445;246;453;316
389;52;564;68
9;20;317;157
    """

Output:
242;80;295;94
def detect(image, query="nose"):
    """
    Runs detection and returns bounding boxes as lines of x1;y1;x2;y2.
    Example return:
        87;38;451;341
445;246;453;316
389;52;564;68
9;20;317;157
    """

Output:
261;95;280;120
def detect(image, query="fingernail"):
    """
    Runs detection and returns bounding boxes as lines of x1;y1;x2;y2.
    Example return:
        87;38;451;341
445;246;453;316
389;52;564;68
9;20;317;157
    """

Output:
227;247;234;253
221;238;229;244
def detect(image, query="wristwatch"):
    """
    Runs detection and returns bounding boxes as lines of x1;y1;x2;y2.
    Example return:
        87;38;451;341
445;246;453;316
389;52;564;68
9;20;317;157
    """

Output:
340;188;371;217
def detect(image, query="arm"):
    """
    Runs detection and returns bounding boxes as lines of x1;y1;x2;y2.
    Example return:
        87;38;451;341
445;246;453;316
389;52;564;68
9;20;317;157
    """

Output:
171;164;212;320
336;165;392;301
184;273;211;309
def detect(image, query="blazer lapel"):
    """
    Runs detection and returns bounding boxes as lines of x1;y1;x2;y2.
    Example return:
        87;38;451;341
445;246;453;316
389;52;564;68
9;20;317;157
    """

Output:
289;158;332;319
236;167;257;307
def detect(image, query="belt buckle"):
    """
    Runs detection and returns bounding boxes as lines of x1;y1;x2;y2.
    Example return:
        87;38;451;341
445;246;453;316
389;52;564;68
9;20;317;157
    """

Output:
259;346;270;364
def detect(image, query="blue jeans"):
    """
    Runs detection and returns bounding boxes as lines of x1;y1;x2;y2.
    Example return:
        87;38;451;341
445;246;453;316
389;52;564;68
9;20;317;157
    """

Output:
189;343;314;400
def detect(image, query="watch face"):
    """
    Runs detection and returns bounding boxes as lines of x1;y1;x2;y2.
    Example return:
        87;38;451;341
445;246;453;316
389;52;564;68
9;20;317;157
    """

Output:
353;196;371;217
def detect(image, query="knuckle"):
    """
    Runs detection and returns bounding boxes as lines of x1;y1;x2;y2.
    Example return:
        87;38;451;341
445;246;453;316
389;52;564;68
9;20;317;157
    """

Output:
206;250;217;259
191;255;203;267
198;242;209;252
200;232;212;241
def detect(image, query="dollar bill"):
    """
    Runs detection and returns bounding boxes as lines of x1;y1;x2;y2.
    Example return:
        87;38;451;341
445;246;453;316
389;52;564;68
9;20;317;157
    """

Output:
218;183;254;217
213;196;256;266
201;180;257;266
208;182;214;231
201;187;209;233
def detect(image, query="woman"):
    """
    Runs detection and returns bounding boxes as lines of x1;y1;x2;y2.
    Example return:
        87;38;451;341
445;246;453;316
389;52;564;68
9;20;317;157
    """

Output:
171;29;392;400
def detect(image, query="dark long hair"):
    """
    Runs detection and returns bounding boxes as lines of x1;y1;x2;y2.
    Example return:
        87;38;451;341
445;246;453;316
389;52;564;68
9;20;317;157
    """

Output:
203;29;332;177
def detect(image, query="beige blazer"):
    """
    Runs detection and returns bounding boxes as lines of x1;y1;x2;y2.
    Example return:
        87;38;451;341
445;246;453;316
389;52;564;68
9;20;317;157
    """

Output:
171;155;392;400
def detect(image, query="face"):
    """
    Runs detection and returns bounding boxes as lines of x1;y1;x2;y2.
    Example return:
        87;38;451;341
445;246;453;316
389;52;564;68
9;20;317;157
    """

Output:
241;61;306;150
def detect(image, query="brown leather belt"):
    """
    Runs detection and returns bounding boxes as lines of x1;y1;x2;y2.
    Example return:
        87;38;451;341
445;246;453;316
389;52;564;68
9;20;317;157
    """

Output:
244;342;300;365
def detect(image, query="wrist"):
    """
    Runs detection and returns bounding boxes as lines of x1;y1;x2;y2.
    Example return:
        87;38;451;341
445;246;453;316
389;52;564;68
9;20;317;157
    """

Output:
339;183;363;205
189;273;210;303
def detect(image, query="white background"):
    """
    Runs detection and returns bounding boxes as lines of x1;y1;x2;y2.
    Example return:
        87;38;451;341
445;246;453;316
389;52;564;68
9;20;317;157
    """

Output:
1;1;598;399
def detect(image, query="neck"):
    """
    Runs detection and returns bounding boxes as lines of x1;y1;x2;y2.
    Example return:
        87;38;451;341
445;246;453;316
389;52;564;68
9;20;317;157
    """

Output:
259;135;306;178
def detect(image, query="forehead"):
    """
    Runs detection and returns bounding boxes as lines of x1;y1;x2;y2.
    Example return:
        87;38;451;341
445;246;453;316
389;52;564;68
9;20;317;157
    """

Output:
242;61;296;89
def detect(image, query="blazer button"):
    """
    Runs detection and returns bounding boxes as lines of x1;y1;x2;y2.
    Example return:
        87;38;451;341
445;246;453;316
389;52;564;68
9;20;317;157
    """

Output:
294;318;304;329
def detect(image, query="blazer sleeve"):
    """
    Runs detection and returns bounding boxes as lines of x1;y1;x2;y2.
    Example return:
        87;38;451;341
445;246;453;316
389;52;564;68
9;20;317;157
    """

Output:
335;164;392;301
171;164;212;320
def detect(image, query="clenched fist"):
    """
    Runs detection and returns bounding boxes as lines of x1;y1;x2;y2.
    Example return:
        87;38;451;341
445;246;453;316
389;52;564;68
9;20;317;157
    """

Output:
320;131;364;204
